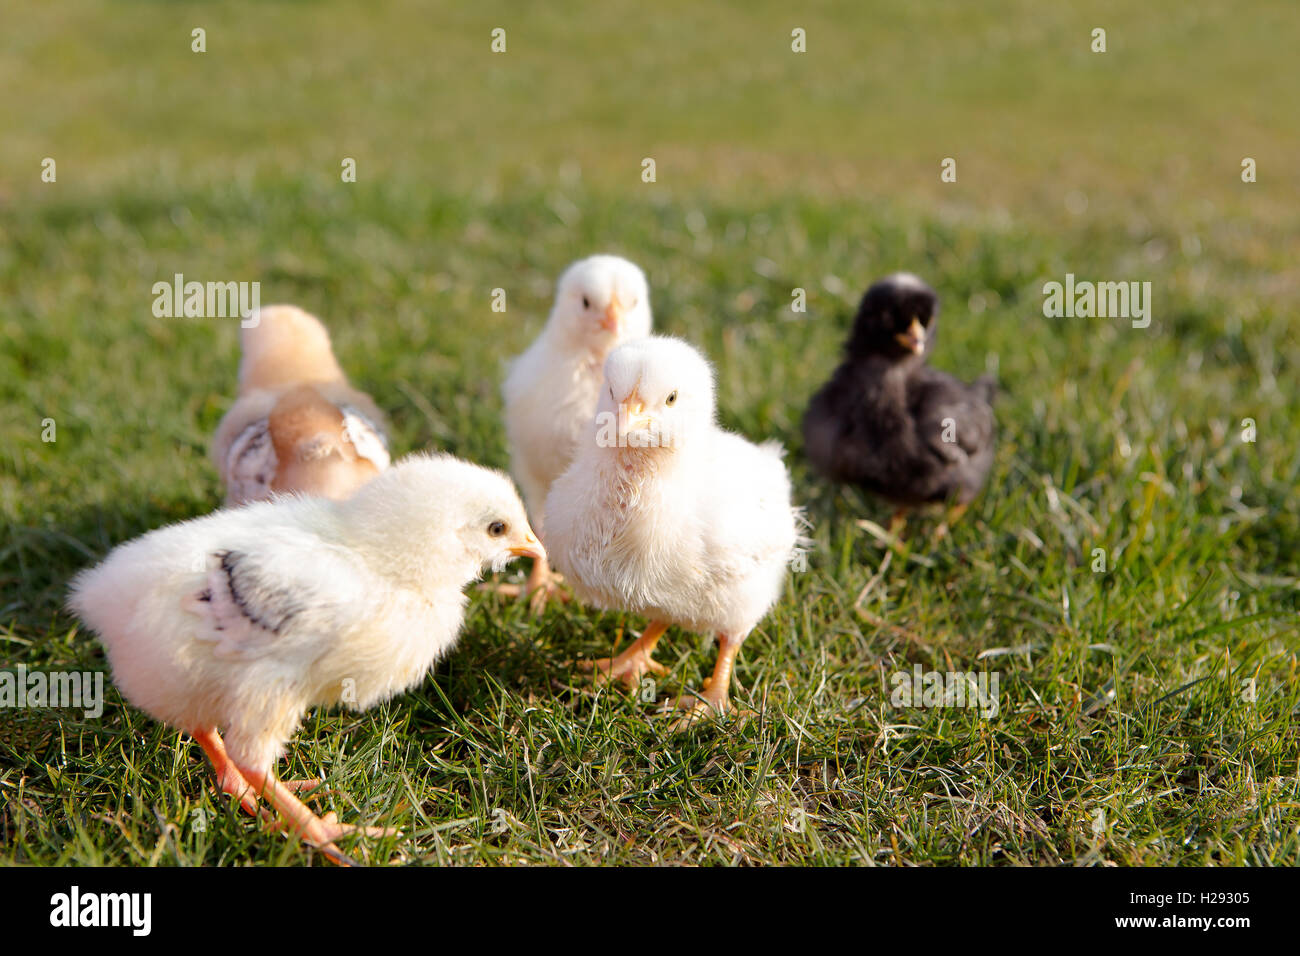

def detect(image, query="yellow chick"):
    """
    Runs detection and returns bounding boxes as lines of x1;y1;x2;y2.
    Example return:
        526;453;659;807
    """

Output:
211;305;390;505
69;454;543;864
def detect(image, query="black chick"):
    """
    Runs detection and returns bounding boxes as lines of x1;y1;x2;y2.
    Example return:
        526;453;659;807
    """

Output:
803;273;996;531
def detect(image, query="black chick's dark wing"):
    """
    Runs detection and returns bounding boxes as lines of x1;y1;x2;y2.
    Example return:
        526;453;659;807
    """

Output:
910;367;997;504
803;365;879;485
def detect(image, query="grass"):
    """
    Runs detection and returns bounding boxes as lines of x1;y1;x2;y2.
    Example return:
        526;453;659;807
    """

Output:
1;0;1297;866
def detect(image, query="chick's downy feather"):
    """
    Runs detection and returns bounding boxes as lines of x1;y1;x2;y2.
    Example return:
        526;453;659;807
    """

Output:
803;273;996;509
69;454;540;772
502;256;652;528
212;305;389;506
545;337;799;720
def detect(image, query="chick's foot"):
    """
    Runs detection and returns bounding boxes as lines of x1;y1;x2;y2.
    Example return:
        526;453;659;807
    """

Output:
280;777;329;799
237;765;399;867
525;558;571;614
930;501;970;543
670;687;756;731
670;689;730;730
481;556;570;614
193;727;259;816
313;811;399;840
668;634;754;731
581;620;669;690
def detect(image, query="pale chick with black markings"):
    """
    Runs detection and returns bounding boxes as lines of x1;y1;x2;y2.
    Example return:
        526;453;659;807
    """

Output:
498;255;653;611
68;454;543;865
545;337;800;727
212;305;391;506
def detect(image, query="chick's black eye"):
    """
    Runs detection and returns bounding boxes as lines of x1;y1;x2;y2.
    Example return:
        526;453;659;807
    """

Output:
488;521;507;537
665;390;678;406
582;296;590;309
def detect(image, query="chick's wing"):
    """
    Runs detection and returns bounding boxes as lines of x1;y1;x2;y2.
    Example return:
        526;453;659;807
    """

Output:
182;534;381;663
700;431;797;576
912;370;995;462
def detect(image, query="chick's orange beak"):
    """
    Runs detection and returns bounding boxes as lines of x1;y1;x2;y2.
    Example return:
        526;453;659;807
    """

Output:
894;317;927;354
601;297;625;334
509;531;546;562
620;393;656;431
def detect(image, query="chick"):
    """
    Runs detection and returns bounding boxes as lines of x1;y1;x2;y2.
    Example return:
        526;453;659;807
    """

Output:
498;255;653;610
211;305;390;506
545;337;799;726
802;273;996;534
68;454;543;864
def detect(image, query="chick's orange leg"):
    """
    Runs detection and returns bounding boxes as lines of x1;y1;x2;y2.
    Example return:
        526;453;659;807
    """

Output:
582;620;669;689
931;501;970;542
524;554;571;614
193;727;259;816
672;634;752;730
481;555;570;613
236;765;398;867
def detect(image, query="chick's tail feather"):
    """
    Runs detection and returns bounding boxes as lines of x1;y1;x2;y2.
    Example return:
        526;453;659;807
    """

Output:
974;373;999;404
239;305;348;394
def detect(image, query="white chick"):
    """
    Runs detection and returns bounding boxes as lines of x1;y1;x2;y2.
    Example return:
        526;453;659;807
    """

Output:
68;453;542;864
211;305;390;506
498;255;653;610
544;336;799;726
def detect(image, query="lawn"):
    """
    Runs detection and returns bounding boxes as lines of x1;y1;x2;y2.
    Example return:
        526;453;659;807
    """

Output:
0;1;1296;866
